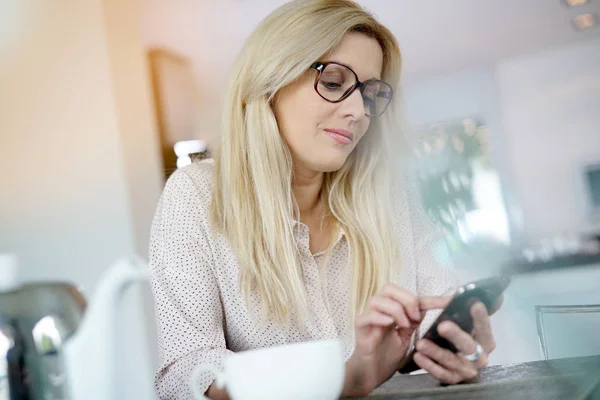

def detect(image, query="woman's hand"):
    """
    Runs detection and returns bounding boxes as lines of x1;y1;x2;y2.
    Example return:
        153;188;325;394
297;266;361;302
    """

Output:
412;298;500;385
341;284;442;397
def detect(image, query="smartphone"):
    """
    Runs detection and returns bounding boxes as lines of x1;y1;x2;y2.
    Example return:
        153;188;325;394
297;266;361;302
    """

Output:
397;276;511;374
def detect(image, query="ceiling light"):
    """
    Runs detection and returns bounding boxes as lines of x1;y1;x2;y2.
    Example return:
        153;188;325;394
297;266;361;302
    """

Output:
562;0;589;7
572;13;598;30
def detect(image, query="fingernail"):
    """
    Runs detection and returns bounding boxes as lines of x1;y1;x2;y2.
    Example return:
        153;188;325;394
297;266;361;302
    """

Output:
417;341;426;351
385;316;395;324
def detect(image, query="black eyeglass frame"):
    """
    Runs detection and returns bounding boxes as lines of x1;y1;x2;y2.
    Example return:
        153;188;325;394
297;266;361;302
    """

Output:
310;61;394;117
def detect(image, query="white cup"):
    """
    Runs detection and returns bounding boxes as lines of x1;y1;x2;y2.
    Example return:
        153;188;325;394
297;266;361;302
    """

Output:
190;339;345;400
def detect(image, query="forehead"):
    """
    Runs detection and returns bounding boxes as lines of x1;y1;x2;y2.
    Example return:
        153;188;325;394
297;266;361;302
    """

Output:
322;32;384;81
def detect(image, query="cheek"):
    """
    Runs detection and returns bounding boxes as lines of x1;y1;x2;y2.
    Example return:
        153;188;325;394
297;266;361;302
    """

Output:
277;88;329;139
356;119;372;141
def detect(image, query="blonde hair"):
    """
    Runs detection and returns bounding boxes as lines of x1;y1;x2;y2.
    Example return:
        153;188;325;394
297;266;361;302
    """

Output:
211;0;405;325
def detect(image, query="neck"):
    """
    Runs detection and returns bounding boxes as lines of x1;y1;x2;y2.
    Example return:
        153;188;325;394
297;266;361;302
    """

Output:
291;162;324;217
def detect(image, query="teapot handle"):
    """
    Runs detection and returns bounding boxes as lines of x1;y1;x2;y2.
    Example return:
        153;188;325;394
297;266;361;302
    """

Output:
190;363;226;400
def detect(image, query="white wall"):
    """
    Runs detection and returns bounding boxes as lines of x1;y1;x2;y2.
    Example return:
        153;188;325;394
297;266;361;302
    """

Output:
0;1;161;398
104;0;165;259
404;67;523;250
404;67;507;178
405;38;600;242
497;37;600;239
0;1;134;290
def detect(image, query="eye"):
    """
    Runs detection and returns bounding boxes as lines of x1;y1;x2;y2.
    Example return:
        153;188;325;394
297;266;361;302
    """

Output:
320;80;343;90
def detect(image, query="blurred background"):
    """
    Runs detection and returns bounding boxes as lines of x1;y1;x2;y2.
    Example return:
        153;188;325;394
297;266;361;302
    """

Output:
1;1;599;398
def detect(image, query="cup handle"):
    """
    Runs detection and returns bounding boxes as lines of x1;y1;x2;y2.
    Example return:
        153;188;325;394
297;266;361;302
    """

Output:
190;363;226;400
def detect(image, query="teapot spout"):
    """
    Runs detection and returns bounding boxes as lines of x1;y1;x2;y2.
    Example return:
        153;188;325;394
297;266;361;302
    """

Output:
63;256;149;400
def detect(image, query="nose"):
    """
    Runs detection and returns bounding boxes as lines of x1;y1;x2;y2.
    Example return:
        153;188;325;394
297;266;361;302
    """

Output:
340;88;367;121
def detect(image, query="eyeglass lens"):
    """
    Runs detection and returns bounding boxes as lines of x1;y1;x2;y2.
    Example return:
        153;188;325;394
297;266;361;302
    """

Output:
316;63;392;116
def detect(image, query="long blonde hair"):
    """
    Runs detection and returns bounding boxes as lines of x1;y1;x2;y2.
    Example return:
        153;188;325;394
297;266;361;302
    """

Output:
211;0;405;325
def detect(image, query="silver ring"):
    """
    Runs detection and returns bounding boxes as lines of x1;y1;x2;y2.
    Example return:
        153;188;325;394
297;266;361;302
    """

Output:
460;343;483;362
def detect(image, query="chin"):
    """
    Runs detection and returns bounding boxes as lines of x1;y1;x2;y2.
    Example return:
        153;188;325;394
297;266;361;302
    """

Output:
311;155;349;173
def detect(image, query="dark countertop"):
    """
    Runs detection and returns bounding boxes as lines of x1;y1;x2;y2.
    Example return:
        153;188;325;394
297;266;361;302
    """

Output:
361;355;600;400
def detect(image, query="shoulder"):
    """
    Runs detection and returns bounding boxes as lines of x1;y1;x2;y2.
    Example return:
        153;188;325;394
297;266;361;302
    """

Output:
161;159;215;203
167;159;214;191
153;160;216;230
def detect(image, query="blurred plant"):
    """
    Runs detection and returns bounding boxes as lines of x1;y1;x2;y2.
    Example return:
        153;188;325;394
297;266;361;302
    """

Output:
412;118;490;249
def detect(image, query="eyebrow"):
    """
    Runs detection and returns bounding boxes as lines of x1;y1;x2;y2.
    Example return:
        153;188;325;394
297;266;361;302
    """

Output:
327;59;381;81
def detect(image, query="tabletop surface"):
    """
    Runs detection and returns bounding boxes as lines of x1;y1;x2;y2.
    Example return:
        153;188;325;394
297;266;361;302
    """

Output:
361;355;600;400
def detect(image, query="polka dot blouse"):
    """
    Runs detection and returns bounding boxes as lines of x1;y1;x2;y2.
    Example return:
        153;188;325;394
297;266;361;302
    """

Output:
148;160;458;399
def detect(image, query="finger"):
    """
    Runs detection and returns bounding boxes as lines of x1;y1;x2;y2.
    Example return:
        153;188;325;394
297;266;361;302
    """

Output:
438;319;490;370
355;309;395;329
368;296;411;328
437;321;478;355
418;296;452;311
413;352;462;385
416;339;478;381
381;284;421;321
470;301;496;353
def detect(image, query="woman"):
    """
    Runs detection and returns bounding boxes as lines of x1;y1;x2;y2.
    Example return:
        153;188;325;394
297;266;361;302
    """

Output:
149;1;498;399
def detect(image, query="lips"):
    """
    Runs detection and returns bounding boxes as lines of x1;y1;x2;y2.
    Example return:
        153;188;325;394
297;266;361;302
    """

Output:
324;128;354;144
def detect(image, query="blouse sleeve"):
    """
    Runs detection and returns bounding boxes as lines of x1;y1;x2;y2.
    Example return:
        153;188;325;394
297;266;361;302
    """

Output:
404;178;460;338
149;169;233;399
